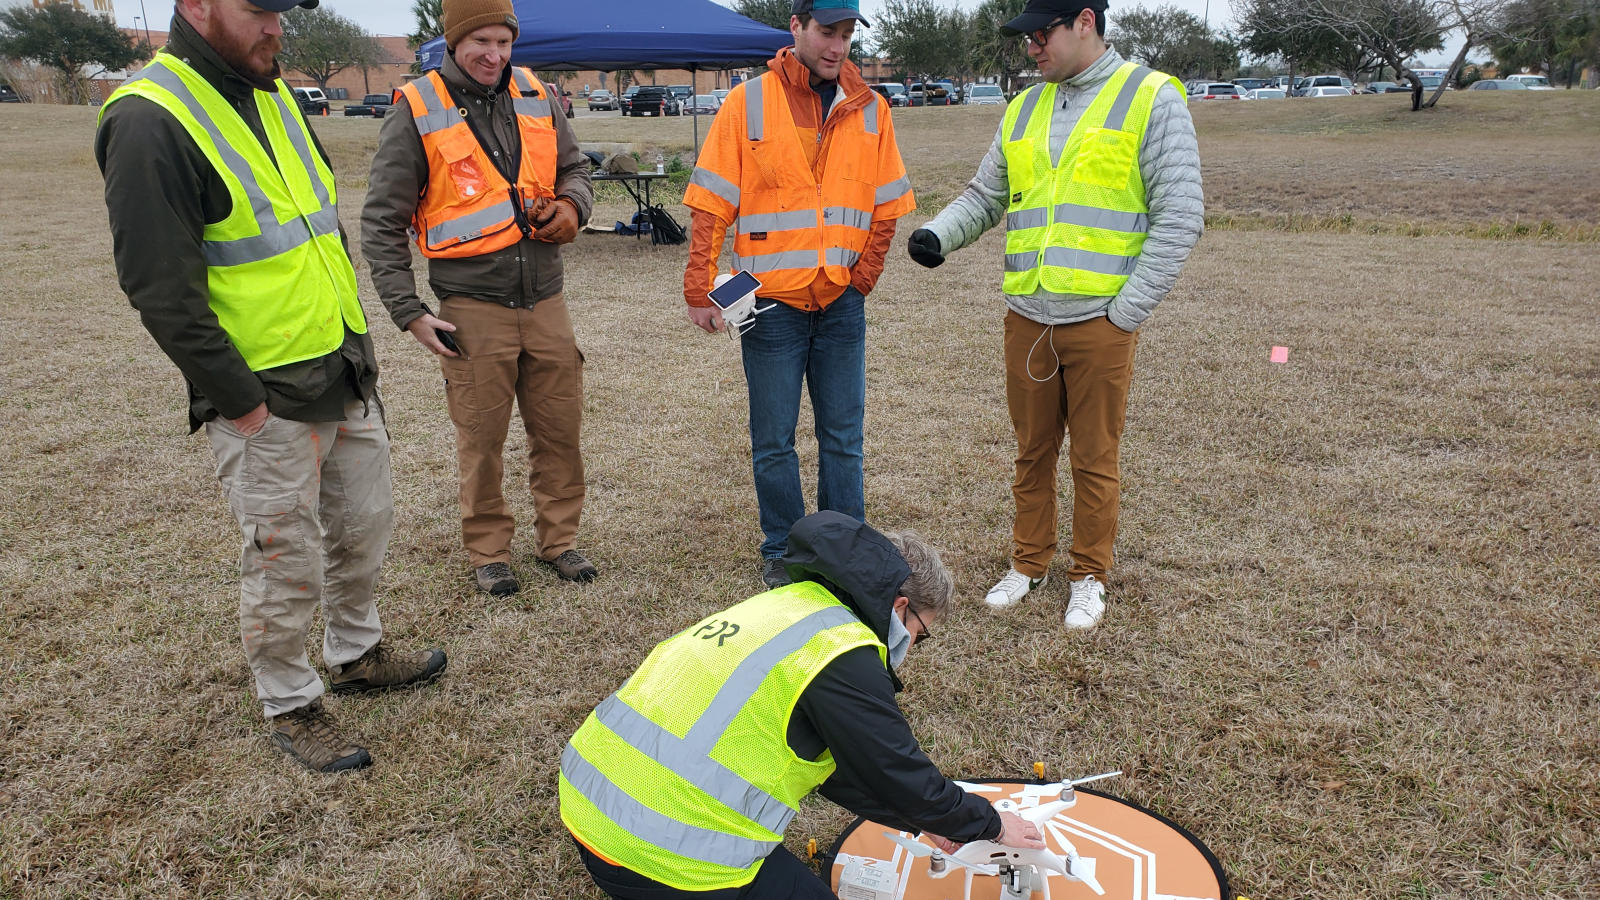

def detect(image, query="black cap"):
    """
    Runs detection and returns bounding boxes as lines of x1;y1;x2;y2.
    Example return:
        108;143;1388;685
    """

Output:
1000;0;1106;38
250;0;319;12
791;0;871;28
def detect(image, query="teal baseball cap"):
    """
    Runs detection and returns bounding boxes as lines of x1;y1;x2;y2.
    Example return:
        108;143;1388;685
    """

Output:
791;0;871;27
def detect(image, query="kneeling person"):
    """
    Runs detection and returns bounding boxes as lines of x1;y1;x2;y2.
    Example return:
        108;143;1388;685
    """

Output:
560;512;1044;898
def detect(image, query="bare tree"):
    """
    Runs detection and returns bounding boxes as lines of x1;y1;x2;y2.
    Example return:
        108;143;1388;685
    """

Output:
1249;0;1443;107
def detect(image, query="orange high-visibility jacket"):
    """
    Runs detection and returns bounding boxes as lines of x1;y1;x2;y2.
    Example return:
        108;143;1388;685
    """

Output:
683;72;915;296
399;67;557;259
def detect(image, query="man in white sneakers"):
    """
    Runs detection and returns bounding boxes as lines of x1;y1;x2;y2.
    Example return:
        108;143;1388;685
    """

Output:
908;0;1202;628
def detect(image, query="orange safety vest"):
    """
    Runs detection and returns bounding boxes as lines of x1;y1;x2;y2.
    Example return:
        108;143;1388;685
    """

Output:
399;67;557;259
684;73;913;296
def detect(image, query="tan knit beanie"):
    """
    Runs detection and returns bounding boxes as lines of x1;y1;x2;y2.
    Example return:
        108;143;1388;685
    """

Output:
442;0;520;49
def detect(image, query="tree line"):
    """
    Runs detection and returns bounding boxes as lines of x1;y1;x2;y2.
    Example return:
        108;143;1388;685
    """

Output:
0;4;395;103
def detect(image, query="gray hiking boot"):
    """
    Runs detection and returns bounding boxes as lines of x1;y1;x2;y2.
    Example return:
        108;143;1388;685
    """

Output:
475;562;519;596
546;550;598;583
270;700;371;773
762;558;792;589
329;641;448;694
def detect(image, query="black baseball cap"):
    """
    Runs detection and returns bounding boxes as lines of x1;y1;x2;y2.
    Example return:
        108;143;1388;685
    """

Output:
250;0;319;11
1001;0;1107;37
791;0;871;27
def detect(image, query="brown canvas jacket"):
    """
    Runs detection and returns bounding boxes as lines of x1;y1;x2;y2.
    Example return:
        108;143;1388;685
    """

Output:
95;13;376;432
361;52;594;329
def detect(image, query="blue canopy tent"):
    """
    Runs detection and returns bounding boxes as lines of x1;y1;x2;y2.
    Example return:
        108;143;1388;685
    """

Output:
415;0;792;151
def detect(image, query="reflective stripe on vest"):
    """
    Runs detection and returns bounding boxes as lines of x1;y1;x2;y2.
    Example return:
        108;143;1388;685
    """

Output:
683;72;911;296
1001;63;1180;297
401;67;557;258
100;54;364;372
561;585;885;891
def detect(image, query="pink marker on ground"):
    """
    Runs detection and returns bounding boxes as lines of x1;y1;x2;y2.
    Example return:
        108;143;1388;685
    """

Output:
1270;346;1290;364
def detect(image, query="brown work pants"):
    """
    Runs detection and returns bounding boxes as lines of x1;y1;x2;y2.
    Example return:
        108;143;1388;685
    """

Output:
438;295;585;568
1003;311;1138;581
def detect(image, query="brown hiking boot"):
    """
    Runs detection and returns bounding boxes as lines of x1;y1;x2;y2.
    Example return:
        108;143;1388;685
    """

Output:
270;700;371;773
475;562;519;596
546;550;599;583
329;641;448;695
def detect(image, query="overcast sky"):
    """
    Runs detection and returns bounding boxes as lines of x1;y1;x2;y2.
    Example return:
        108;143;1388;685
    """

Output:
116;0;1463;67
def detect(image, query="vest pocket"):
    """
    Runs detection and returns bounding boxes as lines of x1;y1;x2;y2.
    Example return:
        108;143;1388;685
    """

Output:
1003;138;1037;193
1070;127;1139;190
438;131;491;201
516;119;558;190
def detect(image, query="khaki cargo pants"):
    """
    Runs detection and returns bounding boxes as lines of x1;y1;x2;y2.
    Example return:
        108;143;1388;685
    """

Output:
206;397;390;719
438;294;586;569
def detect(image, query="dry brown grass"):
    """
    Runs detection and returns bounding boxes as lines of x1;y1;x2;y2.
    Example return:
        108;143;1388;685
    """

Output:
2;97;1598;899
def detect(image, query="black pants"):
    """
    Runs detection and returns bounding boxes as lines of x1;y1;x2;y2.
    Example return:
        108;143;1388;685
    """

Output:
576;838;835;900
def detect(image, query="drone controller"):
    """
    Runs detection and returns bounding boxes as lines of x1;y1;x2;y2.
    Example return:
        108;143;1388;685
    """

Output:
708;271;775;338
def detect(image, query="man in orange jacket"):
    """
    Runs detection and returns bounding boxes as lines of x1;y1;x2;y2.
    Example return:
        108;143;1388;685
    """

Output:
683;0;915;588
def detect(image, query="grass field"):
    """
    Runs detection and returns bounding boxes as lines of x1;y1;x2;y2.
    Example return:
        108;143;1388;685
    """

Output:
2;91;1598;899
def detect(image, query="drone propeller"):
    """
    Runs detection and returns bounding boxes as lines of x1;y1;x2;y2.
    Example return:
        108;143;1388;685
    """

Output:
1013;770;1124;803
882;832;936;858
954;781;1002;793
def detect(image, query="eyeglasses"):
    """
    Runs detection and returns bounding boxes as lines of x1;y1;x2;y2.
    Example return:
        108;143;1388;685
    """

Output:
1023;18;1068;48
907;606;933;646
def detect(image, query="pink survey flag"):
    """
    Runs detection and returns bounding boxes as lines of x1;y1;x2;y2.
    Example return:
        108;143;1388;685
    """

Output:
1270;346;1290;364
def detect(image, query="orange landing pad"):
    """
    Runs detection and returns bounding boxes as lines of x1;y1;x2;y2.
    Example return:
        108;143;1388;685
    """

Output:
827;780;1229;900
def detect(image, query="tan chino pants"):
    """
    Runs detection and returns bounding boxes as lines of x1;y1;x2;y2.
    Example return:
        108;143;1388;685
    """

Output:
438;294;586;568
1003;311;1138;581
206;397;391;719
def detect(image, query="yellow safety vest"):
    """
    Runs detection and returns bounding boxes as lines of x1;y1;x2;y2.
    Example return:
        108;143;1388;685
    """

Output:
1001;62;1183;297
560;582;886;890
101;52;365;371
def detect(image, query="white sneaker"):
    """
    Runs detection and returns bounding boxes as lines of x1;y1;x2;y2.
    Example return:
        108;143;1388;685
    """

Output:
985;569;1047;609
1064;576;1107;629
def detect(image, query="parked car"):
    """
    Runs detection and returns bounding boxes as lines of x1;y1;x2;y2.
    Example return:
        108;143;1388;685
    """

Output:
0;83;20;103
342;93;393;117
1417;75;1445;91
965;83;1005;106
1243;88;1287;100
619;85;640;114
871;83;908;107
1505;74;1553;89
1467;79;1530;91
587;89;616;110
1304;86;1353;97
1189;81;1242;100
555;88;574;118
689;93;720;115
1363;81;1399;94
713;88;730;104
1293;75;1353;96
630;85;680;116
291;87;329;115
1233;78;1270;91
908;82;949;106
934;81;956;104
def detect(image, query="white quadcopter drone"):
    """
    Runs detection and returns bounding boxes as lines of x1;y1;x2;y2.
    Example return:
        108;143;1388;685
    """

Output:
880;771;1123;900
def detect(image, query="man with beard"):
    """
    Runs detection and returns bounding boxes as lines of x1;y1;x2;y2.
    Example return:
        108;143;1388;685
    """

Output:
95;0;448;773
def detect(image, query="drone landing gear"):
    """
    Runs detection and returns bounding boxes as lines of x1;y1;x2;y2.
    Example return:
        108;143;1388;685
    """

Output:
996;860;1048;900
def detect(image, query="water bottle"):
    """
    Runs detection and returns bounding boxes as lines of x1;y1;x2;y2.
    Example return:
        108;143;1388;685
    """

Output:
655;154;665;175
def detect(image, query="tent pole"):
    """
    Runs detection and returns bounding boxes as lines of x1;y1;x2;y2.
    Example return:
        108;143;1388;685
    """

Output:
692;65;701;160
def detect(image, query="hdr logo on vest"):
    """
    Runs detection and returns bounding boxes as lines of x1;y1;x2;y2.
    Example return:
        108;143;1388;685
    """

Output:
692;620;741;647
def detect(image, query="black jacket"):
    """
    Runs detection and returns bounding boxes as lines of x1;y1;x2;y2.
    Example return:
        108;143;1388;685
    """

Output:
780;513;1003;843
95;13;377;432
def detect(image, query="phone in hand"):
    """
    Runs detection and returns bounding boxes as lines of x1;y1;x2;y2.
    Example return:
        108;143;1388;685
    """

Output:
436;328;461;356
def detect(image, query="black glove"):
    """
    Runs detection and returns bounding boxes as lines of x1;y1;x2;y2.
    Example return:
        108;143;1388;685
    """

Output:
907;228;944;268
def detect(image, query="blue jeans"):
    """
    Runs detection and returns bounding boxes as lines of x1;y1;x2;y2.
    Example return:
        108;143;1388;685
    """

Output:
740;286;866;558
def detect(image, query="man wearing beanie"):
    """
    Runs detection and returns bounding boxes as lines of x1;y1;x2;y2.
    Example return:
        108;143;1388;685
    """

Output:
907;0;1203;629
362;0;598;596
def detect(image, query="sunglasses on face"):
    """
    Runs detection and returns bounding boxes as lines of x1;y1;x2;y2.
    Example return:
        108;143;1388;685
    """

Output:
1024;18;1069;48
